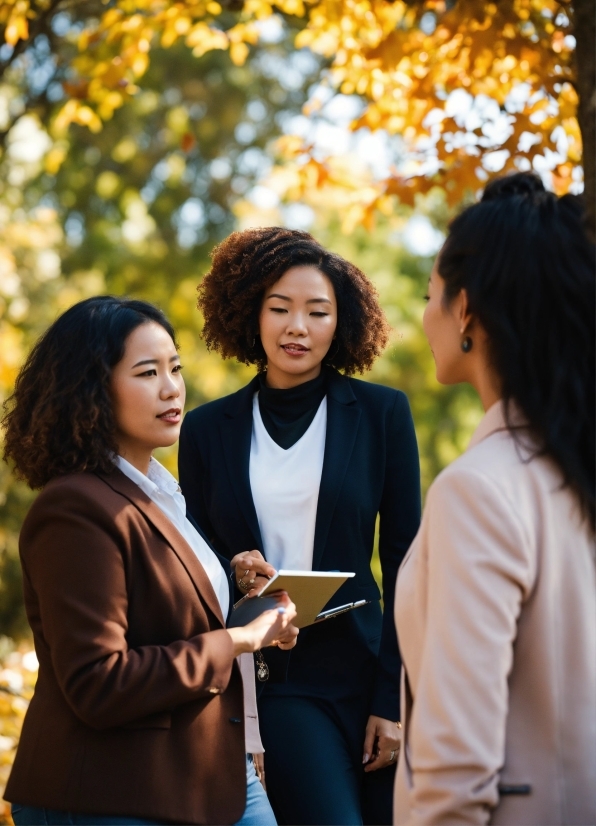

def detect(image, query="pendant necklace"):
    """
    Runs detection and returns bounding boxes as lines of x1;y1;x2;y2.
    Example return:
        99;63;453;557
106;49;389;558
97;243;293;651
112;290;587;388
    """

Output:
255;650;269;681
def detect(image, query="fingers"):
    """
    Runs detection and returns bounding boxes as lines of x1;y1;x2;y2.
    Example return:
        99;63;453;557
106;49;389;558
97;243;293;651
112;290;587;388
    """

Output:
253;753;266;791
362;718;377;767
260;601;298;648
363;717;402;772
242;595;298;651
245;575;271;598
232;550;276;582
276;634;298;650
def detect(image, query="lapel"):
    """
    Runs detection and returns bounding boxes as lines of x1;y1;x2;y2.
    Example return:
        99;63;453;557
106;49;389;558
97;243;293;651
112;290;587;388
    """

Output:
312;371;361;570
219;376;264;553
97;468;226;627
187;512;235;623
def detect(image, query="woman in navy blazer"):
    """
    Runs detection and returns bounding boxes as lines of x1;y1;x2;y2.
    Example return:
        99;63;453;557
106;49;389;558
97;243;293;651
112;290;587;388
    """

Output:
179;228;421;825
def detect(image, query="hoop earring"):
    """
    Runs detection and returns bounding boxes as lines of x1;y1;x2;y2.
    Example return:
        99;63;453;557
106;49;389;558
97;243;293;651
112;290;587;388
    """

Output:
461;336;473;353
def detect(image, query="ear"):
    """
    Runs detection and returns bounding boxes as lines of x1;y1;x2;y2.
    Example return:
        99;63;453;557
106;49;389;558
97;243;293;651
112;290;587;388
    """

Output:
457;288;474;334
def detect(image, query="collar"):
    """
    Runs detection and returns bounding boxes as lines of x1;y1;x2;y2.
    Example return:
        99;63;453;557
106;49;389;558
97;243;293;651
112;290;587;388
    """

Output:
223;368;356;418
114;455;180;498
467;399;527;452
257;369;327;419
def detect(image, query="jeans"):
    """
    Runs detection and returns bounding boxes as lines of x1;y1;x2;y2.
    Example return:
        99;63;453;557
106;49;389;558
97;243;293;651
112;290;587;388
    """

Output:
235;754;277;826
12;754;277;826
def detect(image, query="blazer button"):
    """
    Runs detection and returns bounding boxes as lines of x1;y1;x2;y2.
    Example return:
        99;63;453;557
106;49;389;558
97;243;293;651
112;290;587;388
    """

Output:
229;717;242;724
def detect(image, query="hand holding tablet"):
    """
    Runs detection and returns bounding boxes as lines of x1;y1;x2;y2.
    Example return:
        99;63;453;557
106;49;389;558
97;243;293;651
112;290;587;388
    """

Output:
228;570;364;629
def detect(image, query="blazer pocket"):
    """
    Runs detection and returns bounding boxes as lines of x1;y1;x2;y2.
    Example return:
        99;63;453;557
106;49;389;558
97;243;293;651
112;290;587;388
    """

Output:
122;711;172;730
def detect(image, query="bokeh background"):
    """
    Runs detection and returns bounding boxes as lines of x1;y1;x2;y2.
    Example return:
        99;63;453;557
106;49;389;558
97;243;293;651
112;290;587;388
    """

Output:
0;0;592;819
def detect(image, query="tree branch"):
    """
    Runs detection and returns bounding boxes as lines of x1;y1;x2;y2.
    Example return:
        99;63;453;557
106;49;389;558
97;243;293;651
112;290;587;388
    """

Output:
0;0;65;81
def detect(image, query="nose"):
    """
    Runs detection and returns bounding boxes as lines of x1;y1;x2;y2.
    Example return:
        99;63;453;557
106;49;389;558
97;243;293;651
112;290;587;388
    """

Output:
285;311;308;336
160;372;182;400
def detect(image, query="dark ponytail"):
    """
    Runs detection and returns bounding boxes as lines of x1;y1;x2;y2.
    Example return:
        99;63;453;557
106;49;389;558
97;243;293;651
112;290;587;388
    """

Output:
438;172;595;525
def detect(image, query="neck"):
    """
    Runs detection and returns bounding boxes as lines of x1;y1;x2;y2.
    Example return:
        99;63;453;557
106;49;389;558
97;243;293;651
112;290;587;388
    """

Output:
117;443;152;475
469;360;502;412
264;362;323;389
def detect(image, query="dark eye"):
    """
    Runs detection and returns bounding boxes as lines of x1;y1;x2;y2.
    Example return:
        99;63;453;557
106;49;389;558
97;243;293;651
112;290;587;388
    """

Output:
173;364;184;373
138;369;157;377
423;294;430;302
311;312;329;317
270;307;287;313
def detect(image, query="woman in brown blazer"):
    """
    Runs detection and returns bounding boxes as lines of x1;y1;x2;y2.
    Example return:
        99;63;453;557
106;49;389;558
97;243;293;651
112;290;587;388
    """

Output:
394;173;595;825
1;296;297;826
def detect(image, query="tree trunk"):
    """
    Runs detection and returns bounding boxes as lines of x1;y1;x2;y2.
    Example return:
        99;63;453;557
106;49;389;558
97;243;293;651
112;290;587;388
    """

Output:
573;0;596;239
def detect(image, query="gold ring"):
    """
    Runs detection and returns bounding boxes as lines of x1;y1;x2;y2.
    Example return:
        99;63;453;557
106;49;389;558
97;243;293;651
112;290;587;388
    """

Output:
238;569;252;591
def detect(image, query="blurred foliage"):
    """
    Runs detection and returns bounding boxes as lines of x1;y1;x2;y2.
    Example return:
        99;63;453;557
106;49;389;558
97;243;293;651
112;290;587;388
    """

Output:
0;10;483;814
0;639;37;823
0;12;485;639
0;0;585;233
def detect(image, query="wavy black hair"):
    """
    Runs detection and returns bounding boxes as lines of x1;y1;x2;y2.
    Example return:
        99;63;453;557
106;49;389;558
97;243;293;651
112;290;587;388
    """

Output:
438;172;595;524
2;296;177;489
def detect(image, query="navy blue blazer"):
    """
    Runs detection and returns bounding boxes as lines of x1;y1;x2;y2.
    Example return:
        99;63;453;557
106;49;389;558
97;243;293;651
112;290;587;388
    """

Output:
179;370;421;720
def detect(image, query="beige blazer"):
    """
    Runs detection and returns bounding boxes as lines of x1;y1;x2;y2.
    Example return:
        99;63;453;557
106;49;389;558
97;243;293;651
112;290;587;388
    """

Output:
394;401;596;826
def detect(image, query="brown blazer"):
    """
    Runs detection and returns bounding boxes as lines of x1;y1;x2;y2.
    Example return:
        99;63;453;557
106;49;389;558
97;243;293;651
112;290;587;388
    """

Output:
394;402;596;825
5;469;247;825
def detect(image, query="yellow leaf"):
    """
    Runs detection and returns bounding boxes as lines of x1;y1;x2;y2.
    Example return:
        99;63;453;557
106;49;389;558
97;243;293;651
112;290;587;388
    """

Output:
230;41;249;65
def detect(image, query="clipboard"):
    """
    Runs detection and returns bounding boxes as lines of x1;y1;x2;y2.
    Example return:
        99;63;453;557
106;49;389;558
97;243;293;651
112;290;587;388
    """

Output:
228;570;355;629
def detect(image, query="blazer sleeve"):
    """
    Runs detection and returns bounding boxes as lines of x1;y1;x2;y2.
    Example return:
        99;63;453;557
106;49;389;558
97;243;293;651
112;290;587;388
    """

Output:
20;484;237;731
179;411;219;548
372;391;421;720
404;468;534;824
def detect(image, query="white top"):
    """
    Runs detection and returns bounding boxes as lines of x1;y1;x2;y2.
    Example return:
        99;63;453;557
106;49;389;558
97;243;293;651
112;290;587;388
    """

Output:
115;455;230;618
114;455;264;754
249;393;327;571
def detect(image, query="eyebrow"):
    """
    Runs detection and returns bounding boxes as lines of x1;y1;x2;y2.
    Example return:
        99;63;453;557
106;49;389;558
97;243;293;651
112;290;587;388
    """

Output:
266;293;332;304
131;356;180;368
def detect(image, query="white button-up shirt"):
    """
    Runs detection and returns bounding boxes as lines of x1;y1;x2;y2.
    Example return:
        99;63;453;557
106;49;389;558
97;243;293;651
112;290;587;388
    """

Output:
114;455;263;754
115;455;230;617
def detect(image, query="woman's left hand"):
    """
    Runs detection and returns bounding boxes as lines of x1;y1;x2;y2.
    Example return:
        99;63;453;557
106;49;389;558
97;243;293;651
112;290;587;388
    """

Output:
231;550;276;597
362;715;402;772
253;753;266;790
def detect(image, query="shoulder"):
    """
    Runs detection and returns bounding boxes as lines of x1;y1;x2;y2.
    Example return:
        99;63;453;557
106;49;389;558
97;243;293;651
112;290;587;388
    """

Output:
430;431;520;503
183;379;258;430
27;471;130;514
426;429;545;547
343;375;410;411
22;472;126;538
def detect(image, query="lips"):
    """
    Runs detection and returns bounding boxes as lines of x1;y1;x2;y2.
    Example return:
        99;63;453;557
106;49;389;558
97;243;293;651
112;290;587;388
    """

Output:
281;343;309;354
157;408;181;422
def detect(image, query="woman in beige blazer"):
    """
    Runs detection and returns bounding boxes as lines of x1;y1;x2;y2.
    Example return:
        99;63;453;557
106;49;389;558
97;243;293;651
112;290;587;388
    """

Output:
394;173;595;826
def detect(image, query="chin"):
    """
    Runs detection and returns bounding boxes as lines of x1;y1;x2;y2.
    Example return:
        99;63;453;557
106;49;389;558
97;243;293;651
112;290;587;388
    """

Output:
275;358;318;375
435;368;458;386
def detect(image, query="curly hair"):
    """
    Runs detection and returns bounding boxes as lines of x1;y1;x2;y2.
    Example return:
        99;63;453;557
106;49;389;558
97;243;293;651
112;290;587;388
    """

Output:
198;227;390;374
2;296;177;489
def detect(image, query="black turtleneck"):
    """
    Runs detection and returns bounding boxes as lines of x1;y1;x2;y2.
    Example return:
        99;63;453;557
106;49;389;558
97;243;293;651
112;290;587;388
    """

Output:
257;369;327;450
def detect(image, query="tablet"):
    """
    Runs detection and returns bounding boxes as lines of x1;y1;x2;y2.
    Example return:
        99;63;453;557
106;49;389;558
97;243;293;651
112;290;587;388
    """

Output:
229;570;355;629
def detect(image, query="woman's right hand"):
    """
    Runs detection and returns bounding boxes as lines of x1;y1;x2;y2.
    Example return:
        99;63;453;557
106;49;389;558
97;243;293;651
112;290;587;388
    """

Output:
226;592;299;656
